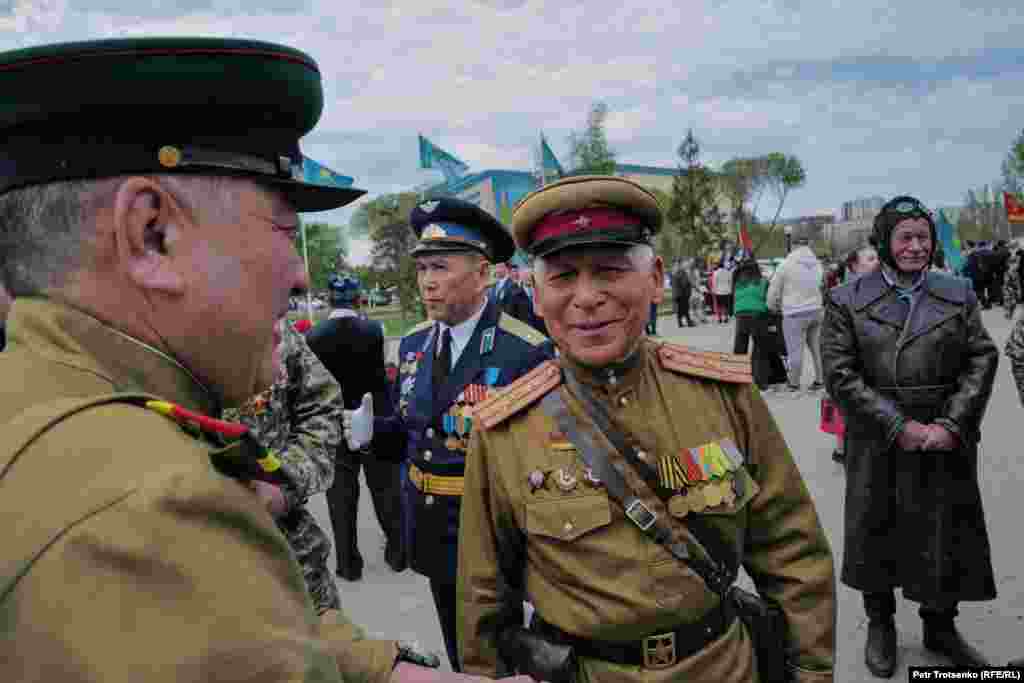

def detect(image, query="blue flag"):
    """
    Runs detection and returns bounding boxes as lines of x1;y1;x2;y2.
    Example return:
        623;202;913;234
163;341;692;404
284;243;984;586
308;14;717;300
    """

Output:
418;134;469;184
540;133;564;178
936;209;963;273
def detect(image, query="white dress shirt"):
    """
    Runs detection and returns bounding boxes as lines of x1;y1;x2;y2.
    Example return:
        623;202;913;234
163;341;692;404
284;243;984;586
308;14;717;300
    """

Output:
436;298;487;371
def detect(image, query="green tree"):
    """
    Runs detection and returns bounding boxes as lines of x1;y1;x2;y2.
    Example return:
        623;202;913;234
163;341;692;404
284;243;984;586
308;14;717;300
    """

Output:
756;153;807;252
667;129;726;259
360;192;425;317
721;154;806;255
294;221;347;295
960;185;1004;241
567;101;617;175
1004;129;1024;195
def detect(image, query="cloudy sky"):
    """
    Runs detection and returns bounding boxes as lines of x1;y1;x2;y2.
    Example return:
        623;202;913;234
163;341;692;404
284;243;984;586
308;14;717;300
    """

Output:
2;0;1022;263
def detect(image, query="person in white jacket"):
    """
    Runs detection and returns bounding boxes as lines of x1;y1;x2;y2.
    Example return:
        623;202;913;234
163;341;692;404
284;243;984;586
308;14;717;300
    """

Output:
767;237;825;392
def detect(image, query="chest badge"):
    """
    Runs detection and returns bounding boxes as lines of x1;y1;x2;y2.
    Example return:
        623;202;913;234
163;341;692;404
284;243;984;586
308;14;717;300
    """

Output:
554;466;577;492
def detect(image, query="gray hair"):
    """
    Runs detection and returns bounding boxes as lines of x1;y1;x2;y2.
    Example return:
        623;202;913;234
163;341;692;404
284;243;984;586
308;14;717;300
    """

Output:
0;174;241;295
533;243;656;281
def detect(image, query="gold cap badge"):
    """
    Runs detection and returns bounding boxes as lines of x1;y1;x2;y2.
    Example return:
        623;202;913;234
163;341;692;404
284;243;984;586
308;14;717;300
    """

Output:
422;224;447;239
158;145;182;168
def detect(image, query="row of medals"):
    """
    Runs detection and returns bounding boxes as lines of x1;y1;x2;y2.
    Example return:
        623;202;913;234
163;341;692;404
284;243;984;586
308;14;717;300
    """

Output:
667;476;739;518
529;458;740;518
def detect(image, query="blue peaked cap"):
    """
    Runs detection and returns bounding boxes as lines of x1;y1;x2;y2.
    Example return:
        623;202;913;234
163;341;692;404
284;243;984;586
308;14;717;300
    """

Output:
409;196;515;263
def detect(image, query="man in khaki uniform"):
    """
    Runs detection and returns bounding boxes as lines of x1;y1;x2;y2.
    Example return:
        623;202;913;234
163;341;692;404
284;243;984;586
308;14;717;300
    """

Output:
0;37;534;683
457;176;836;682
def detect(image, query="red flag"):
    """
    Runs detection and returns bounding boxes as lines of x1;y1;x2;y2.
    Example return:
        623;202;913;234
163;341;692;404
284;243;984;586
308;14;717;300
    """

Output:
739;223;753;251
1005;192;1024;224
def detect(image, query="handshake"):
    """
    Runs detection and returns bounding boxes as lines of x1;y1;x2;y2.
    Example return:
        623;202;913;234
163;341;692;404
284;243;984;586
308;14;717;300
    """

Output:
342;393;374;451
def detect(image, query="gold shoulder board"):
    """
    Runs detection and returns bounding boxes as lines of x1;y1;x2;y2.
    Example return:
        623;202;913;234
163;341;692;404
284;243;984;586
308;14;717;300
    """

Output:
657;342;752;384
473;360;562;430
406;319;433;336
497;313;548;347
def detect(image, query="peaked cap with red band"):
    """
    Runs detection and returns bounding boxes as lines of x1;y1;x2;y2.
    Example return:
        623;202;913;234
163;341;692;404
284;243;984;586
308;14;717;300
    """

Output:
511;175;663;257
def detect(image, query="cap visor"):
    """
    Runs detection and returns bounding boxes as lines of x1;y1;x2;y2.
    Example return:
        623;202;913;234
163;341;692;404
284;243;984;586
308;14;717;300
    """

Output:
267;155;365;211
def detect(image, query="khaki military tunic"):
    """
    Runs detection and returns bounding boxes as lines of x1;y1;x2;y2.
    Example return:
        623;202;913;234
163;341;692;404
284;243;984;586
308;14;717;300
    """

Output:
457;338;835;683
0;298;397;683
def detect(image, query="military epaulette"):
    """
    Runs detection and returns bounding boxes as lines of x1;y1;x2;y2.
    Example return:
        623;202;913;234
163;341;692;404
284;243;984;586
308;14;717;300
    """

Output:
406;319;434;336
657;342;752;384
474;360;562;430
497;312;548;346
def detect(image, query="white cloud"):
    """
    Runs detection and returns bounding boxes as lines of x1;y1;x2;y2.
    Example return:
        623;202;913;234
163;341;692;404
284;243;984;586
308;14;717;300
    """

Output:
0;0;1020;220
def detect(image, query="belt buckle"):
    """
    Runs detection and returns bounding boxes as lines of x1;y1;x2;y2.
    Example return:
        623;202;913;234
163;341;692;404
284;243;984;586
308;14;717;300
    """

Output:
624;499;656;531
642;631;676;670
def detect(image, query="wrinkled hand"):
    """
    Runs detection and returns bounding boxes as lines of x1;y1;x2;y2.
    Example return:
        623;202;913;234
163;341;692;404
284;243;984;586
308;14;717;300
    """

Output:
248;480;287;518
342;392;374;451
896;420;931;452
922;424;958;451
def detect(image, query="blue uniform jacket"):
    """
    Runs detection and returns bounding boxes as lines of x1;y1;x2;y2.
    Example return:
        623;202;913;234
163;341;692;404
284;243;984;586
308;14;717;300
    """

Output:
373;297;551;582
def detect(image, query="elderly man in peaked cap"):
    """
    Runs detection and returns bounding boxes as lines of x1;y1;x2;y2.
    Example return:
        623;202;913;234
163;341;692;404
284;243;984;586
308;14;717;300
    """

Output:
0;37;535;683
342;196;553;671
456;175;836;683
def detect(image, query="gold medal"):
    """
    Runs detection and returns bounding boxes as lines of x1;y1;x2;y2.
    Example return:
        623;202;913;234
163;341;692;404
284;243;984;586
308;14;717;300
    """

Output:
705;480;724;508
688;486;707;513
668;494;690;518
722;482;737;506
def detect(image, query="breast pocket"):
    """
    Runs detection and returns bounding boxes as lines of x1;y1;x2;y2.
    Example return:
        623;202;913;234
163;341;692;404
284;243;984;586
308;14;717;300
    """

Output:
525;494;612;542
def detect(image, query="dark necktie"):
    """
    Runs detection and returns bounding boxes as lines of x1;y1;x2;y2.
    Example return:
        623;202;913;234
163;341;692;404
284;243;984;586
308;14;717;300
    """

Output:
433;327;452;398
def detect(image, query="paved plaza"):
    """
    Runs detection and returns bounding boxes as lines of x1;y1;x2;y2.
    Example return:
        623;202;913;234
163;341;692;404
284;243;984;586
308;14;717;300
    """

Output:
306;308;1024;679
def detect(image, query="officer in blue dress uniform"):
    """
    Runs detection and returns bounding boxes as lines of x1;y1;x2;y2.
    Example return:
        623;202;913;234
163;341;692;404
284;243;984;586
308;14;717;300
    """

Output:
343;197;552;671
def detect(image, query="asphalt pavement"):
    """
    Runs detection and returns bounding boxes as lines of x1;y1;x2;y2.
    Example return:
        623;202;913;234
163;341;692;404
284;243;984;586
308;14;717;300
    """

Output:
306;307;1024;680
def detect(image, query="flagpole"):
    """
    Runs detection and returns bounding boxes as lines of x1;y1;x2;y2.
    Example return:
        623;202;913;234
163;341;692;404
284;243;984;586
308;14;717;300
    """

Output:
301;220;313;321
539;133;546;188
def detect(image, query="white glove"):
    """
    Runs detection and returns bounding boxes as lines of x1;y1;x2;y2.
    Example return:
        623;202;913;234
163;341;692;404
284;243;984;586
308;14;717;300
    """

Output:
342;393;374;451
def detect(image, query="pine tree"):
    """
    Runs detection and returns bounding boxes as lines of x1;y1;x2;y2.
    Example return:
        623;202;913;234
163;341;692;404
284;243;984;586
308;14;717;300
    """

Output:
668;129;725;258
567;102;617;175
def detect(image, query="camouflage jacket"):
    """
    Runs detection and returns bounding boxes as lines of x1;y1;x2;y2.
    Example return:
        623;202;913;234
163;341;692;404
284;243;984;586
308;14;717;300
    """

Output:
227;323;343;511
1006;314;1024;407
1004;248;1022;316
225;322;345;613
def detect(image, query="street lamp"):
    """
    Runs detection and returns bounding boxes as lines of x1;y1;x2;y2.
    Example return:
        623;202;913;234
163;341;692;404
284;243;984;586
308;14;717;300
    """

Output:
784;225;793;255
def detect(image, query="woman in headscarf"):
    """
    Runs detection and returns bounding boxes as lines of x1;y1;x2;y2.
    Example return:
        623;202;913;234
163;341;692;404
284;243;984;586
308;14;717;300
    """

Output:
822;196;998;677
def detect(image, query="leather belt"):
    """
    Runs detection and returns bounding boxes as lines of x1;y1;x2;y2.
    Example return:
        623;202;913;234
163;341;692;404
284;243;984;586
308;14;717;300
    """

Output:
408;463;464;497
531;598;736;670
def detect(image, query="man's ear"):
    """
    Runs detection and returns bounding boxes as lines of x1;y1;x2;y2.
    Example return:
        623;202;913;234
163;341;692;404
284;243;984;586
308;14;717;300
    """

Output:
112;177;186;296
651;255;665;304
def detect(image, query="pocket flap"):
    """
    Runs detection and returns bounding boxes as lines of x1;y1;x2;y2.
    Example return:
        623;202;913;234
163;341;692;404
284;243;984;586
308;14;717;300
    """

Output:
525;495;612;542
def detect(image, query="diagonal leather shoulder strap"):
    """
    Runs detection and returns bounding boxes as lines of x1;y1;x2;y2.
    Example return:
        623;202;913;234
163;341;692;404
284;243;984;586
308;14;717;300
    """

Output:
539;375;734;596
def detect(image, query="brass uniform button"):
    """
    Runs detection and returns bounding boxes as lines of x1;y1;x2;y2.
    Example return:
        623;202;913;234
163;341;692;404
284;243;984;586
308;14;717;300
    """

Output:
425;495;435;505
563;522;574;535
426;428;435;439
423;450;432;461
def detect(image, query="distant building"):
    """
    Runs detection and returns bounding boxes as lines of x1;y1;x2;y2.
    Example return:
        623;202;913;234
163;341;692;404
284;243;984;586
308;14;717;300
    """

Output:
422;163;686;225
778;214;836;243
841;196;885;222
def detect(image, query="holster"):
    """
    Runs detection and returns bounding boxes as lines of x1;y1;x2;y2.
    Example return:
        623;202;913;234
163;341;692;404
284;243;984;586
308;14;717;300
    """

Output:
730;586;790;682
497;626;576;683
